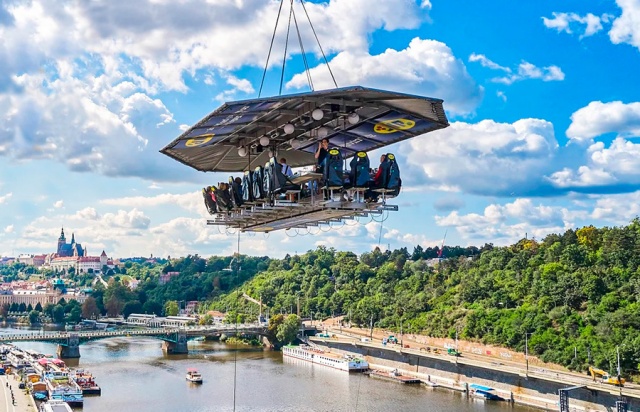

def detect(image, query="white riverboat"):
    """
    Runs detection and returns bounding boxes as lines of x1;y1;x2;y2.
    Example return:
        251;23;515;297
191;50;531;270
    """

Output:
282;344;368;372
6;348;30;369
186;368;203;383
41;399;73;412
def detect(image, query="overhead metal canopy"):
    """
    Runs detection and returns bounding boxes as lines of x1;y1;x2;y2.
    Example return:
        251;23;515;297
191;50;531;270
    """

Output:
160;86;449;172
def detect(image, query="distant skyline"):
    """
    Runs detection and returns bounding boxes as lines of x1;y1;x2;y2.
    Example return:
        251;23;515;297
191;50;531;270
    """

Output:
1;0;640;258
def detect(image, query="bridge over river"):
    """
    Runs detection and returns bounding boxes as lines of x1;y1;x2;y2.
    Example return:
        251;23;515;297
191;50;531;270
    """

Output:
0;325;270;358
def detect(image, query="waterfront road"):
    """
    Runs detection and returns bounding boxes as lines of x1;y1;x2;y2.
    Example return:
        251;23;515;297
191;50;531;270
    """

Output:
314;327;640;400
0;374;37;412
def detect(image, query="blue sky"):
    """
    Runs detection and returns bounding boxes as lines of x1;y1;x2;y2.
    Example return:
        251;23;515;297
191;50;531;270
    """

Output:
2;0;640;259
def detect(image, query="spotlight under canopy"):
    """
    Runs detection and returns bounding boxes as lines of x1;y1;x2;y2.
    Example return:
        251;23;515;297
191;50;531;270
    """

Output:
160;86;449;172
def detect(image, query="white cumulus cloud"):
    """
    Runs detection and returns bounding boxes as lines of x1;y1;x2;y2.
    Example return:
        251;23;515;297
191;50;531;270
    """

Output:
398;118;559;196
287;38;483;116
548;138;640;189
609;0;640;51
0;193;12;204
566;101;640;140
436;198;580;245
542;12;612;38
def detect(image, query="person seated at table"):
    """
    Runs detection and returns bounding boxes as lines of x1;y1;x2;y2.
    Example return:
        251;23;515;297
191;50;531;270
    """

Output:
280;158;294;177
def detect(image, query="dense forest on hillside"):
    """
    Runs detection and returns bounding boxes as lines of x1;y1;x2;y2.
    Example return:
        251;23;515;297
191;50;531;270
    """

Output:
210;221;640;377
4;221;640;376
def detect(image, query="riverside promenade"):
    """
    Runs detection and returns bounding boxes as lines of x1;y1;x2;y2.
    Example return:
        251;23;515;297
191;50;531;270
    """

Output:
0;374;37;412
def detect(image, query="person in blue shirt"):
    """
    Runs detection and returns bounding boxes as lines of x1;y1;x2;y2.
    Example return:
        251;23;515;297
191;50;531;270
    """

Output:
280;158;294;177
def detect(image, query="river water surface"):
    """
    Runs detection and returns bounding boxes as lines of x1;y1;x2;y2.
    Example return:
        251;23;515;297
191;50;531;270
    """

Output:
1;325;536;412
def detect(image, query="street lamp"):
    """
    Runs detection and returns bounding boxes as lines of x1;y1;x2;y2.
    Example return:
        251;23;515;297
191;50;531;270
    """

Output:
525;332;533;377
617;345;623;398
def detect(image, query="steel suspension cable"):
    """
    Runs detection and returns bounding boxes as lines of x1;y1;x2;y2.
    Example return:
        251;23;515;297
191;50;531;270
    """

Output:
279;0;295;95
259;0;285;97
299;0;338;88
291;5;314;91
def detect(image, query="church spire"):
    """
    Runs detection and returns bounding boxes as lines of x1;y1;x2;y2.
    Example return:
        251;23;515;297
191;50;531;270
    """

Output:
71;232;75;244
59;227;66;241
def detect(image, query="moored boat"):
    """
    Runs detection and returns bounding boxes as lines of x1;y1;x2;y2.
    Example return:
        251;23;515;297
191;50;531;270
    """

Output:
44;369;84;407
72;368;102;395
282;345;369;372
469;384;505;401
41;399;73;412
186;368;203;383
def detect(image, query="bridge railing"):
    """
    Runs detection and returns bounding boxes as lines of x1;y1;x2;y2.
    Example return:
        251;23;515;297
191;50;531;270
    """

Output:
0;325;269;342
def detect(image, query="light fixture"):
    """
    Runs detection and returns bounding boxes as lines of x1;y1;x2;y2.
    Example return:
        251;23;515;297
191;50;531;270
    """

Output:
317;127;329;138
259;136;270;146
238;146;247;157
283;123;295;135
268;149;274;158
290;139;301;150
311;109;324;121
347;112;360;125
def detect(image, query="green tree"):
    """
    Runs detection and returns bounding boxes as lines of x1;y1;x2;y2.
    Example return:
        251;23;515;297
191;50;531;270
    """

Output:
68;306;82;323
28;310;40;325
276;314;300;345
35;302;43;312
122;301;143;319
142;300;163;316
165;300;179;316
52;304;65;323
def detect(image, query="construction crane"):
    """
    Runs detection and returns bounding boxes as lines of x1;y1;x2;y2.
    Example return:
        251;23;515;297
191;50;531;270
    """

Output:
437;230;447;258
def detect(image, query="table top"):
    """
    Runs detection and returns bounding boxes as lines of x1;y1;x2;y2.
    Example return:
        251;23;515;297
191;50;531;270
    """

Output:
290;172;323;185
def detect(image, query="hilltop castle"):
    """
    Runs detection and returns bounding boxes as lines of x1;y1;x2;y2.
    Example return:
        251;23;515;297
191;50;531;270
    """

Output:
46;227;111;273
56;227;86;257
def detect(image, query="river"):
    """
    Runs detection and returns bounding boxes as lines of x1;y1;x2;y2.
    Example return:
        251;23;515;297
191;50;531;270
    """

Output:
1;325;536;412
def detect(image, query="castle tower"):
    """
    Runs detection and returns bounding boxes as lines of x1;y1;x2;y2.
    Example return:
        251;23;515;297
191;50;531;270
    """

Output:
100;250;108;267
57;227;66;255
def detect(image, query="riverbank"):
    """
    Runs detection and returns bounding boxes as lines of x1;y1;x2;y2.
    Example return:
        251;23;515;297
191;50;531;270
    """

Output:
0;374;37;412
309;334;638;412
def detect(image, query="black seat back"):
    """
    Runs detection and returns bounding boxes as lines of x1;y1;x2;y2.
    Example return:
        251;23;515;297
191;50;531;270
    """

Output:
262;161;273;196
242;171;253;202
252;166;264;199
386;153;401;195
270;157;301;194
229;176;243;207
202;186;217;214
216;183;233;210
324;148;343;187
349;151;370;188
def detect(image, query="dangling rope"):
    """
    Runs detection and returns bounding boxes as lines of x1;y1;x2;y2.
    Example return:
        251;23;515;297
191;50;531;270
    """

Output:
232;230;240;412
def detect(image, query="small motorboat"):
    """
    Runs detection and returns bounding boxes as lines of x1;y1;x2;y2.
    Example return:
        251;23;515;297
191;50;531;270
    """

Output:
186;368;203;383
34;392;48;401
